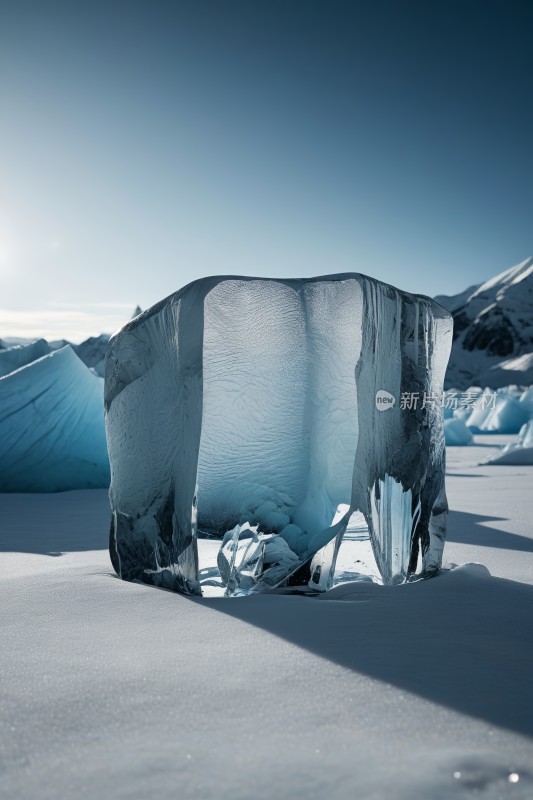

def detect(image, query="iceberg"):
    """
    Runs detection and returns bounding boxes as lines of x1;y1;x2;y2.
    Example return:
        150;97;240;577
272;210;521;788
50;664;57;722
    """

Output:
105;275;452;595
517;385;533;415
443;385;533;434
0;338;52;378
469;388;529;434
73;334;110;378
484;419;533;465
444;417;473;446
0;346;110;491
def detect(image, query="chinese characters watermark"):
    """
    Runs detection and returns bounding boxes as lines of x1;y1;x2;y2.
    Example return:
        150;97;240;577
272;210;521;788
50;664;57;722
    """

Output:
375;390;497;412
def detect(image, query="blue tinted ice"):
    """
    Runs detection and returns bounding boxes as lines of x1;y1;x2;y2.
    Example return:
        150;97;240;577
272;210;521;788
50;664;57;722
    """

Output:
105;275;452;595
0;345;110;491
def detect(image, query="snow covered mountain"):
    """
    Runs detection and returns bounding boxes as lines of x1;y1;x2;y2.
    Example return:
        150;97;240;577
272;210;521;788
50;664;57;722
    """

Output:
436;257;533;389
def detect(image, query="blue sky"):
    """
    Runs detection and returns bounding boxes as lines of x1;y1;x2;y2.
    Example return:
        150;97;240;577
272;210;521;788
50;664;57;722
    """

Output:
0;0;531;341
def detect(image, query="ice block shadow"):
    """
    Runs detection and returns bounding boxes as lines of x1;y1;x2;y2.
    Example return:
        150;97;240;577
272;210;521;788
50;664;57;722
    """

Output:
0;490;110;555
185;568;533;738
447;510;533;552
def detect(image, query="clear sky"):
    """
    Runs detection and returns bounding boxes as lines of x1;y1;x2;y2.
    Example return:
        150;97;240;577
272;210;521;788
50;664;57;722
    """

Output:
0;0;531;341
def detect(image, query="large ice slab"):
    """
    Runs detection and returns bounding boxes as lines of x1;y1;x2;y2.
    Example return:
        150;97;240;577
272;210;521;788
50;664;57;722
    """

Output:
0;346;110;491
105;275;452;595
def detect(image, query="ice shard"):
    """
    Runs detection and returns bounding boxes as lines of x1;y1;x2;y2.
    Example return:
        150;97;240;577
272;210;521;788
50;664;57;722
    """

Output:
105;275;452;595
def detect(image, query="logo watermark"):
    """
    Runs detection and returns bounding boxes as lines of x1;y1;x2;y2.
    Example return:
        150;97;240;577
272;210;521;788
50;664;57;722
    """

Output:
375;389;396;411
375;390;497;412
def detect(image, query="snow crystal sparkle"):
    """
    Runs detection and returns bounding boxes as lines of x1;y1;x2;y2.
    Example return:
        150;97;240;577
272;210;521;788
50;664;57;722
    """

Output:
105;274;452;596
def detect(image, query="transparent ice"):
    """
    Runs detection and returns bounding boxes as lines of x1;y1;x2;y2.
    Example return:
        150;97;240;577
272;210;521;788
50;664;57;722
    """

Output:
105;275;452;595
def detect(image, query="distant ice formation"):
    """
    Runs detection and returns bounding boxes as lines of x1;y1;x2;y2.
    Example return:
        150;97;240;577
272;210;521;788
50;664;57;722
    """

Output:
444;417;473;446
0;333;112;378
445;385;533;435
443;384;533;458
469;388;529;434
105;274;452;596
483;420;533;465
0;346;110;491
0;338;52;378
73;334;110;378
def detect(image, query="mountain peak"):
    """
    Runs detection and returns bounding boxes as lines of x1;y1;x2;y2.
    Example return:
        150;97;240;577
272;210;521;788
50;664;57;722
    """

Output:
439;257;533;389
471;256;533;298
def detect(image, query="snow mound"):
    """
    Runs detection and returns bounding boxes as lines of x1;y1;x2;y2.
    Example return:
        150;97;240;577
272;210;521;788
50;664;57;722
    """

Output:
0;346;110;491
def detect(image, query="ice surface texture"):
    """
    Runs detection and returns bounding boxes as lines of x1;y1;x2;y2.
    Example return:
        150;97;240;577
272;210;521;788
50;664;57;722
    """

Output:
105;275;452;595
